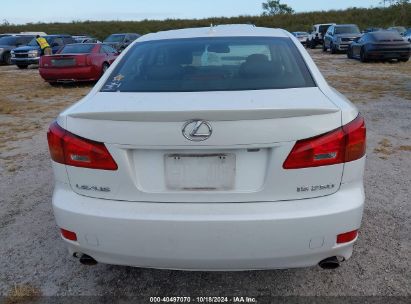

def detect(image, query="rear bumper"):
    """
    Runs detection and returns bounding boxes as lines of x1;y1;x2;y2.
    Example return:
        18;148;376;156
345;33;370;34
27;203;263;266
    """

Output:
367;50;410;59
53;182;364;270
39;66;100;82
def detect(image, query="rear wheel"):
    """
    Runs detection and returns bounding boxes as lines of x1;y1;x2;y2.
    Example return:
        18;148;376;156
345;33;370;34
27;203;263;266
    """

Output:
309;40;316;49
49;82;60;87
399;58;409;62
322;43;328;52
360;48;368;62
17;64;28;69
347;48;353;59
102;63;110;74
330;43;336;54
3;52;11;65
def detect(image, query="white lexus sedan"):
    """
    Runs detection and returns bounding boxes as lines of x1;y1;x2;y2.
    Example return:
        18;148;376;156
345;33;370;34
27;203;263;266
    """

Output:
48;25;366;270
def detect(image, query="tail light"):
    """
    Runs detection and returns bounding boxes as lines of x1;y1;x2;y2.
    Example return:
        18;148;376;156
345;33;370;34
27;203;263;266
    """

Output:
337;230;358;244
283;115;366;169
60;228;77;241
47;121;118;170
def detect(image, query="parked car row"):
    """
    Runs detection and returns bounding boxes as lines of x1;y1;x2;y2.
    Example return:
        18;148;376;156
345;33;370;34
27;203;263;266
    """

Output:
2;25;409;88
0;32;141;85
293;23;411;63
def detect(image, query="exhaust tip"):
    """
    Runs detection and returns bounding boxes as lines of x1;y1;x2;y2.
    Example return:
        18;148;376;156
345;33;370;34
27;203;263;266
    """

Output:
79;254;98;266
318;256;340;270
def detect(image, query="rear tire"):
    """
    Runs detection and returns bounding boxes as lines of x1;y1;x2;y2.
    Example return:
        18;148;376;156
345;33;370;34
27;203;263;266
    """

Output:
399;58;409;62
3;52;11;65
322;43;328;52
347;48;353;59
49;82;59;87
360;48;368;62
102;62;110;74
330;43;336;54
310;40;316;49
17;64;28;69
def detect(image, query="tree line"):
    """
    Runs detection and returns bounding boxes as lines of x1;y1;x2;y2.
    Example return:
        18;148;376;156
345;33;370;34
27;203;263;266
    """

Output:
1;4;409;40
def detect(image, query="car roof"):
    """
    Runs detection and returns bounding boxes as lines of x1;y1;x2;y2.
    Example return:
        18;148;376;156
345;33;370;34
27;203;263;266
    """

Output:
138;25;288;42
369;30;403;40
334;24;358;27
109;33;137;35
45;34;72;38
65;43;100;46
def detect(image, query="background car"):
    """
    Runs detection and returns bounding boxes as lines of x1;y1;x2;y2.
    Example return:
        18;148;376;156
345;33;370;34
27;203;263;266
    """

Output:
347;30;411;62
0;35;34;65
323;24;362;53
403;29;411;43
103;33;140;52
291;31;309;44
73;35;101;43
387;26;407;36
363;27;383;33
39;43;118;85
19;31;47;36
11;34;76;69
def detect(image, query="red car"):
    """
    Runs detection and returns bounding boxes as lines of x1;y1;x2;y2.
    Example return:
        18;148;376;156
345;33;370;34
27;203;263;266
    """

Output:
39;43;118;85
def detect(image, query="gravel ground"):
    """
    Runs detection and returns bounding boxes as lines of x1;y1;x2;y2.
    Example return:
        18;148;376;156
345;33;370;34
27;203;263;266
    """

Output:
0;49;410;299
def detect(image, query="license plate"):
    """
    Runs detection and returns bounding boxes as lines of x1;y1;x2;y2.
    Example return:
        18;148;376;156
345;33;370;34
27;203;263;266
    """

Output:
165;154;236;190
52;58;75;67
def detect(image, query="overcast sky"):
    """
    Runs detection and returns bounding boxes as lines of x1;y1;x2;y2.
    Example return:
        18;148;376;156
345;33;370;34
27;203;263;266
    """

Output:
3;0;379;25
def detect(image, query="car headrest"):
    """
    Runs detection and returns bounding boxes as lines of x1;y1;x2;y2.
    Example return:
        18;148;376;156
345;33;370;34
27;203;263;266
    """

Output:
144;65;184;80
168;48;193;65
239;54;281;78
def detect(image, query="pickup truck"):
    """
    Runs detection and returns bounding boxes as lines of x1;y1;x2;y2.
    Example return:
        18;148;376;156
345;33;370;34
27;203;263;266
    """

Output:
11;35;76;69
306;23;336;49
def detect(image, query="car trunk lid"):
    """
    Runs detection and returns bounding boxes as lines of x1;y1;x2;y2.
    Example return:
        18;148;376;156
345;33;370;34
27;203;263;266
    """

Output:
62;87;344;203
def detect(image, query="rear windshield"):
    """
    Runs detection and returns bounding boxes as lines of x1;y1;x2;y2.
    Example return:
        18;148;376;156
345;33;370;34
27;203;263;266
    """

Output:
104;35;125;43
335;26;360;34
101;37;315;93
370;31;404;42
60;44;95;54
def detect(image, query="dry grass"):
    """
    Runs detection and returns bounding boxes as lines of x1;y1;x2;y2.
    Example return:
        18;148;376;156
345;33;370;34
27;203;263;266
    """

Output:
4;284;42;304
373;139;411;159
0;66;90;162
310;49;411;103
398;145;411;152
374;138;394;159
